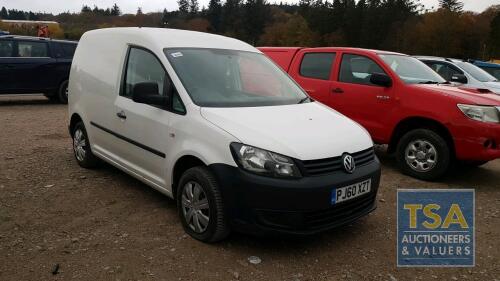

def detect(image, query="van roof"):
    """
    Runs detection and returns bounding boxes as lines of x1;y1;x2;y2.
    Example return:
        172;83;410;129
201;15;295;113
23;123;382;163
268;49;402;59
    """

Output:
83;27;258;53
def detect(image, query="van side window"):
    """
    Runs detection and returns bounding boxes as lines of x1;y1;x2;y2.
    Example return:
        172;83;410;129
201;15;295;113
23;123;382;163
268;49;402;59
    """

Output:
172;92;186;113
300;53;336;80
339;54;386;86
0;40;14;57
123;47;169;98
123;46;186;114
17;41;49;57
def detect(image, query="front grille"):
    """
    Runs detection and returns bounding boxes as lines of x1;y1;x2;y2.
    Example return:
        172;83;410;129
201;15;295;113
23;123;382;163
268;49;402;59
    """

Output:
256;193;377;231
301;147;375;176
304;193;376;230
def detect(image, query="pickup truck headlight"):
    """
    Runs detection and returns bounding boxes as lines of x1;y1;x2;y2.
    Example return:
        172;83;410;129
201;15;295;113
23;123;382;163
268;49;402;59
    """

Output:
457;104;500;123
230;143;301;178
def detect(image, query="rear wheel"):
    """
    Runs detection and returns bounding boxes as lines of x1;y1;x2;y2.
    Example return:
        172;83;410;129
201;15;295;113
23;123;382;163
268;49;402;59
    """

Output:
57;80;69;104
396;129;451;181
72;122;99;168
177;166;229;243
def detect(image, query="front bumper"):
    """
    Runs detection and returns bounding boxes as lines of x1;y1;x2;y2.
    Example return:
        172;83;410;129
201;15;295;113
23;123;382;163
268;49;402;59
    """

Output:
451;118;500;161
209;157;381;236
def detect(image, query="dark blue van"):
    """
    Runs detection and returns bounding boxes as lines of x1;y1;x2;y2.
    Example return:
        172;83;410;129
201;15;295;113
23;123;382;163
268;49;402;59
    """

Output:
0;35;77;103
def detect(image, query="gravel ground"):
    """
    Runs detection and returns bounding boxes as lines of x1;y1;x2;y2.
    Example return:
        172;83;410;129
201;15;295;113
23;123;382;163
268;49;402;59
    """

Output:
0;95;499;281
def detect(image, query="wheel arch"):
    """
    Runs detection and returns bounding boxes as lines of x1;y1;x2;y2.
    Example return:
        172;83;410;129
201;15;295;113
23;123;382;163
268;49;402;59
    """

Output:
388;116;455;157
69;113;83;136
171;155;207;198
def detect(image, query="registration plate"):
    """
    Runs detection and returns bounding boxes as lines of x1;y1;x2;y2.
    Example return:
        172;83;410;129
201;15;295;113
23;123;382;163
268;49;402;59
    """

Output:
331;179;371;205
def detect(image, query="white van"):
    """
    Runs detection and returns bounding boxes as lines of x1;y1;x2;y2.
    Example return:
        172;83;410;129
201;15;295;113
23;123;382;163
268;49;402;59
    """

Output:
68;28;381;242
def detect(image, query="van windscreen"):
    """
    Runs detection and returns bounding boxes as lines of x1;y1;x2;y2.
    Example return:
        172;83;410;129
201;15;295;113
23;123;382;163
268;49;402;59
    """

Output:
165;48;309;107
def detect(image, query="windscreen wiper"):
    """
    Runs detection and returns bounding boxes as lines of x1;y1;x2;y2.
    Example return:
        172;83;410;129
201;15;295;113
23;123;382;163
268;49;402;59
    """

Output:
418;81;439;84
298;97;311;104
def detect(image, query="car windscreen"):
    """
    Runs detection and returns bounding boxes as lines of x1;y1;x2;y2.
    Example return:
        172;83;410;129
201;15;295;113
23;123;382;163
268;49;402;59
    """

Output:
455;61;498;82
378;54;446;84
164;48;309;107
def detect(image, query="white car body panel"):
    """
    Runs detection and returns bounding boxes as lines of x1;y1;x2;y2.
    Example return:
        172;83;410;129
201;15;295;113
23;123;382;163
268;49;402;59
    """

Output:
483;81;500;94
68;27;373;198
460;73;500;94
201;102;372;160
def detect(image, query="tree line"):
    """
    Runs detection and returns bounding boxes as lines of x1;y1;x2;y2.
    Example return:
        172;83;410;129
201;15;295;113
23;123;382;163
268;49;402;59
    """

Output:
0;0;499;59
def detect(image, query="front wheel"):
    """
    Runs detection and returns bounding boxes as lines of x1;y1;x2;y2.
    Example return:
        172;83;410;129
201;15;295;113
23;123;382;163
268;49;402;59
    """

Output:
177;167;229;243
396;129;451;181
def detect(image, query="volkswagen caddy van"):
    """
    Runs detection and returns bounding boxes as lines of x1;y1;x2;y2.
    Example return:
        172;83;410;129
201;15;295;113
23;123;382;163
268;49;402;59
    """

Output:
68;28;380;242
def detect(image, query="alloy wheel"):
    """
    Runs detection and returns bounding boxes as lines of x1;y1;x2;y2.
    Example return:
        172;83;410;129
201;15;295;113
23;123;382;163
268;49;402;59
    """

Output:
405;139;438;172
73;129;87;162
181;181;210;233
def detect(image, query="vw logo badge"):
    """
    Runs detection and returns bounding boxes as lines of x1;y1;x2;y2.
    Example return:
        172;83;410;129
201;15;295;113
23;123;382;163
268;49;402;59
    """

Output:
342;153;355;173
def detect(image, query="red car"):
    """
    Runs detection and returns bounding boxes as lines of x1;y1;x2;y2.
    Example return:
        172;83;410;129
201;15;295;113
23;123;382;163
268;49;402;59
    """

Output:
259;47;500;180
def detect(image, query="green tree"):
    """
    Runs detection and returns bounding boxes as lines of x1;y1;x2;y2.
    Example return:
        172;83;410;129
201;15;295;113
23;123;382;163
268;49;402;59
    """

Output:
259;12;317;46
489;12;500;58
0;6;8;18
244;0;269;45
207;0;223;32
178;0;190;13
111;3;121;16
439;0;464;12
189;0;199;14
221;0;243;36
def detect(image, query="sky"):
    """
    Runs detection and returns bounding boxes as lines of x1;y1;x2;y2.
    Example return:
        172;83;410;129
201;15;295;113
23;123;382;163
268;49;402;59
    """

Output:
0;0;497;15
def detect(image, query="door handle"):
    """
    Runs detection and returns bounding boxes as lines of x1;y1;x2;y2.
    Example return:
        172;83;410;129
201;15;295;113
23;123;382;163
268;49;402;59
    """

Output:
332;88;344;94
116;111;127;119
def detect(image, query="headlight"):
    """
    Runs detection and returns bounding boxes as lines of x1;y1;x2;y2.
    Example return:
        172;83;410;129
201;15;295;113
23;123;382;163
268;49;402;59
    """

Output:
230;143;301;178
457;104;500;123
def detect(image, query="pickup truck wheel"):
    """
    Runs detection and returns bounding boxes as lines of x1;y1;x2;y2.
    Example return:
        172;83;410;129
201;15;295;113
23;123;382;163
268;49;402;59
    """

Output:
396;129;450;181
72;122;99;168
58;80;69;104
177;167;229;243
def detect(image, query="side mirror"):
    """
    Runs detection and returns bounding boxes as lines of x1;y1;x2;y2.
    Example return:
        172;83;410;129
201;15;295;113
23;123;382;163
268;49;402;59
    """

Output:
370;73;392;87
450;74;468;84
132;82;169;106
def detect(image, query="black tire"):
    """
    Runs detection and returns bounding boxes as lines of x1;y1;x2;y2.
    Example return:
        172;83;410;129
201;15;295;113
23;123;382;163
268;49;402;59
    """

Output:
396;129;451;181
72;122;99;169
177;166;229;243
57;80;69;104
459;160;489;167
